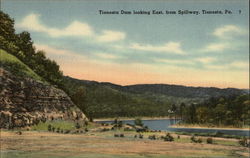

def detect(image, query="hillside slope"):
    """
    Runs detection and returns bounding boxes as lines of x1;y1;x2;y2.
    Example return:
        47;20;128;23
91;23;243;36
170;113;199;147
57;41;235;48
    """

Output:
0;49;43;81
0;50;87;128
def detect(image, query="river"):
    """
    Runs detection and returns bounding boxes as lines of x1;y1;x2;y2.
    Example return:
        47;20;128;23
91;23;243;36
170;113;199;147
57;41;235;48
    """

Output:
96;119;249;137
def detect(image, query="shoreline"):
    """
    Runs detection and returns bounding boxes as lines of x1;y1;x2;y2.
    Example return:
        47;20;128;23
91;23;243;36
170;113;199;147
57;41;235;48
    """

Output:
93;116;172;122
93;118;249;131
170;124;250;131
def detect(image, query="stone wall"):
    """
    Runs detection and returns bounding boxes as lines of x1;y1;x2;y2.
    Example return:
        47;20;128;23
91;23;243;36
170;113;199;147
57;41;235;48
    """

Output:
0;68;87;128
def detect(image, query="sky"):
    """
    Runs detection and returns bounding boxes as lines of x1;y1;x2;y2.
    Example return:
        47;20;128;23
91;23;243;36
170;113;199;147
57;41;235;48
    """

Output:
1;0;249;89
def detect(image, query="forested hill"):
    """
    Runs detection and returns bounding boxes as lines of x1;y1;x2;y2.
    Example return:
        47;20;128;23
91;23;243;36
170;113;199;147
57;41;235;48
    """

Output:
63;76;247;119
65;76;246;99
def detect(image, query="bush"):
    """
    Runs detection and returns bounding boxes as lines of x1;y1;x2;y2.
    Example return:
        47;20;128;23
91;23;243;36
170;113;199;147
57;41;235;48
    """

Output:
47;124;52;132
239;137;249;147
114;134;119;137
191;135;196;143
120;134;124;137
75;122;80;129
134;118;143;127
56;127;60;133
139;134;143;139
164;133;174;142
207;137;213;144
197;138;202;143
148;135;156;140
191;135;202;143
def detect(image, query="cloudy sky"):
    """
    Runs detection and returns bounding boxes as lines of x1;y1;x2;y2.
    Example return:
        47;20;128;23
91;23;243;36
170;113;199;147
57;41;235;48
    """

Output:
2;0;249;88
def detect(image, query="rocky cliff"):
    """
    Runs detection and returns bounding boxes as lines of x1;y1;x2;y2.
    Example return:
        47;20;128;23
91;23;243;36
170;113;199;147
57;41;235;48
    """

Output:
0;68;87;129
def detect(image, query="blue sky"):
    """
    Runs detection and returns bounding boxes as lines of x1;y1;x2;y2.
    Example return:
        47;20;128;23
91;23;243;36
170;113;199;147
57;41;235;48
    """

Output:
2;0;249;88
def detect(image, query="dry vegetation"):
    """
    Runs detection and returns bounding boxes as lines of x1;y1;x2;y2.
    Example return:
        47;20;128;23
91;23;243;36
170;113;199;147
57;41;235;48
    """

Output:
1;130;249;158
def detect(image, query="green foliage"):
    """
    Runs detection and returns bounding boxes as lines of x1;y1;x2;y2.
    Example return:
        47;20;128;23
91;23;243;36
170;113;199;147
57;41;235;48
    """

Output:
238;137;249;147
134;118;143;127
63;77;172;118
0;49;43;81
48;124;52;132
190;135;202;143
31;120;75;131
0;11;64;89
75;122;81;129
164;133;174;142
207;137;213;144
182;95;250;127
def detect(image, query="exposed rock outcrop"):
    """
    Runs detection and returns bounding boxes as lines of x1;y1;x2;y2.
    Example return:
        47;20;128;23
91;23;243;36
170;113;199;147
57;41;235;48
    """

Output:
0;68;87;129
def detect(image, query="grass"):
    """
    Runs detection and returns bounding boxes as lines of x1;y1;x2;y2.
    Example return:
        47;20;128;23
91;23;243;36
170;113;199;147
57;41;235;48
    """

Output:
1;130;248;158
174;131;245;139
31;120;76;131
0;49;43;82
30;120;101;131
173;123;250;130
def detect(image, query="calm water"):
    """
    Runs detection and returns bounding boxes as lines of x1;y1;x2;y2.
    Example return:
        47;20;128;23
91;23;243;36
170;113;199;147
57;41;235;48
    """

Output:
96;119;249;137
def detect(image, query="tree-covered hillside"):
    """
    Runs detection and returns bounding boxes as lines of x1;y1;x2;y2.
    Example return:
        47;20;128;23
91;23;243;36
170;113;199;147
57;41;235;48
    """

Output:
0;11;64;89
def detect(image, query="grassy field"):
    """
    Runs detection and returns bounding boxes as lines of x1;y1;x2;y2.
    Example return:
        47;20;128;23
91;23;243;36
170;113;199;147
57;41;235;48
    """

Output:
0;49;43;81
1;130;249;158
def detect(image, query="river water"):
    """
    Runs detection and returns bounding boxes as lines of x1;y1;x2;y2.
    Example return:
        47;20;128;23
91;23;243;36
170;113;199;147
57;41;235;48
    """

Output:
96;119;249;137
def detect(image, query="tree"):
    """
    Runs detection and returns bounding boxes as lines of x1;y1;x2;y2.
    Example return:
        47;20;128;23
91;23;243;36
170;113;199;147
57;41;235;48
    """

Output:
196;106;209;124
134;118;143;127
71;86;88;116
0;11;15;40
189;103;197;124
180;103;186;120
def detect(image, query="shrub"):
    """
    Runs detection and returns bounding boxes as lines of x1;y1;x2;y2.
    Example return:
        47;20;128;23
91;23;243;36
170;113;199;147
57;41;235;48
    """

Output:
47;124;52;132
197;138;202;143
239;137;249;147
75;122;80;129
64;130;70;134
164;133;174;142
191;135;202;143
120;134;124;137
114;134;119;137
139;134;143;139
56;127;60;133
191;135;196;143
207;137;213;144
84;128;88;132
134;118;143;127
148;135;156;140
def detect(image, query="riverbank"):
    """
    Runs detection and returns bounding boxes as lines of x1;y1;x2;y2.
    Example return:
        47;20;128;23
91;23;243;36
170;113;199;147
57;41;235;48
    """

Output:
170;124;250;131
94;116;171;122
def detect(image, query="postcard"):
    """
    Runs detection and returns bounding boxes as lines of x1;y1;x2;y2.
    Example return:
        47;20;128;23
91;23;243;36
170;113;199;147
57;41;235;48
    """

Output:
0;0;249;157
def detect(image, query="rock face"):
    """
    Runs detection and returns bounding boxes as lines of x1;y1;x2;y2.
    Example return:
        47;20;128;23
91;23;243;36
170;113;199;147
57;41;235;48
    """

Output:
0;68;87;129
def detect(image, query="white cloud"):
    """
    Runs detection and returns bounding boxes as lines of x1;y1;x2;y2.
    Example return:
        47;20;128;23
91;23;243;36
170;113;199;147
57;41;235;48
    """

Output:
130;42;185;54
18;13;93;38
230;61;249;69
204;61;248;71
155;58;194;65
195;57;216;64
95;52;119;59
205;64;228;70
97;30;126;42
213;25;245;39
201;43;228;52
18;13;126;42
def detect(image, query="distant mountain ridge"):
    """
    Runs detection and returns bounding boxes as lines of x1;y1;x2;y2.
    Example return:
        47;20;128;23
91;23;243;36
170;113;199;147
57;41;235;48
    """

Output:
65;76;246;99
